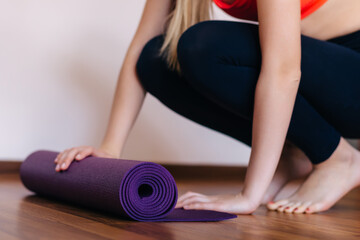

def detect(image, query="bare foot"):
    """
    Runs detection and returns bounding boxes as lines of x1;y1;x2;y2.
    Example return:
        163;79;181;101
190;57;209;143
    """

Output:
261;141;313;204
267;137;360;214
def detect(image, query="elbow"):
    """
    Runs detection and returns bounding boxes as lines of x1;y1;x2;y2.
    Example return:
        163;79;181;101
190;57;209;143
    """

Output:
283;69;301;84
260;61;302;84
282;64;302;82
261;51;302;81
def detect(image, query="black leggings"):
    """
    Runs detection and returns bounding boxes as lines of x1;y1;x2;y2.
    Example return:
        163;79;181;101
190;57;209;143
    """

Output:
136;20;360;165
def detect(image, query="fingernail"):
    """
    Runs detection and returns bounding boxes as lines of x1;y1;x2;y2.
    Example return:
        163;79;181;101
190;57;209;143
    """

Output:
61;163;66;169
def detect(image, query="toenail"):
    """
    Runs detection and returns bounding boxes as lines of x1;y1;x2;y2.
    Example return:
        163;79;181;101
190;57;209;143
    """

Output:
278;205;283;208
285;207;289;209
294;208;298;211
306;208;310;212
268;201;274;204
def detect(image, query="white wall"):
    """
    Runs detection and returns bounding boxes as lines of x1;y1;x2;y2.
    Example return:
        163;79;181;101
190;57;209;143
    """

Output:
0;0;253;166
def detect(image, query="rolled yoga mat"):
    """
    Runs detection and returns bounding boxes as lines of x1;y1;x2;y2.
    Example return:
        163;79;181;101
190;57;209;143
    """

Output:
20;150;237;222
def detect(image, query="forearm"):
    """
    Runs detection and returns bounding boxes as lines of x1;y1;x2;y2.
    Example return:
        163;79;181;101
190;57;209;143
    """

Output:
242;70;301;207
99;0;172;157
100;57;146;157
101;31;165;157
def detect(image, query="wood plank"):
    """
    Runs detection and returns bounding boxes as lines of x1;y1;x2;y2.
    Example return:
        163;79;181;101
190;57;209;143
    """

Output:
1;173;360;240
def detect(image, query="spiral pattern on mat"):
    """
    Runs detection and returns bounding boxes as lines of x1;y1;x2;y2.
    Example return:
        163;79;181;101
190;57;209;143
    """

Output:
120;162;178;221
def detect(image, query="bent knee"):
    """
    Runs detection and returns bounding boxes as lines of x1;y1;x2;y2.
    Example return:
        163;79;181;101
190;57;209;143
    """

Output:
177;21;216;70
177;20;260;72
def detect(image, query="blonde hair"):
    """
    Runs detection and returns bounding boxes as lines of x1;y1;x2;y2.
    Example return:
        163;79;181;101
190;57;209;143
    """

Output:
160;0;213;72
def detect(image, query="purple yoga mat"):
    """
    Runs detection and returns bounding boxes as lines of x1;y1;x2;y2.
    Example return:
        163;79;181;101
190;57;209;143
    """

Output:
20;150;237;222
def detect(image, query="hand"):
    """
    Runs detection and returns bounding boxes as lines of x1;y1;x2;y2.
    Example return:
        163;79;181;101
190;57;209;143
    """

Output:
175;191;257;214
54;146;117;172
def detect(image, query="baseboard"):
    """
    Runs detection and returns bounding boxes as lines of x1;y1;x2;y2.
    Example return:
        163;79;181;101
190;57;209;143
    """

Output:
0;161;246;180
0;161;22;173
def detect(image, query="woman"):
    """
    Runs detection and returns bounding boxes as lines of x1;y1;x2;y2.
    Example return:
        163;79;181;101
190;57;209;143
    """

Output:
53;0;360;215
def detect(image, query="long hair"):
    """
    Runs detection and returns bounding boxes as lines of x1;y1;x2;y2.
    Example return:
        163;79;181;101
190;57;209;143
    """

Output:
160;0;213;72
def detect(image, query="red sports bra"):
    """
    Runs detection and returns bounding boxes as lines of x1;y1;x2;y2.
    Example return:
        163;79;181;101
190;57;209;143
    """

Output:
213;0;328;21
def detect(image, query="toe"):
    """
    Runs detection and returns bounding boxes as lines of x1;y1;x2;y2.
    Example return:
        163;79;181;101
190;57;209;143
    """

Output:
284;202;301;213
293;201;312;214
305;202;327;214
277;202;294;212
305;206;314;214
267;199;289;210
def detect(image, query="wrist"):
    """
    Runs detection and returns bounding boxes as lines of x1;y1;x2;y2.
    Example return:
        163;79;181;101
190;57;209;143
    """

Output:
236;192;260;213
241;189;262;211
99;142;122;158
241;153;280;211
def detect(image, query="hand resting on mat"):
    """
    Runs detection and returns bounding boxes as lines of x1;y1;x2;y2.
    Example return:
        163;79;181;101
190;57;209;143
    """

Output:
54;146;116;172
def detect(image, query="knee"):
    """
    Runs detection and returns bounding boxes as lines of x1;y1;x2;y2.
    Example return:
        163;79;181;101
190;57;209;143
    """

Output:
136;35;165;95
177;21;217;73
177;20;260;76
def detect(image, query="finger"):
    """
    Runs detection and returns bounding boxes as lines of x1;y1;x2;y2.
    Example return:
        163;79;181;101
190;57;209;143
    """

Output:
57;148;78;171
175;200;186;209
176;192;198;208
177;192;206;207
54;151;67;164
60;148;80;171
177;192;196;204
75;147;93;161
177;191;204;203
54;153;61;163
184;202;218;211
55;150;69;172
177;195;209;208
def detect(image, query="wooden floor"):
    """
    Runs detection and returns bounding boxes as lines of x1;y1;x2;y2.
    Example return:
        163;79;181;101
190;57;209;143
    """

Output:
1;172;360;240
